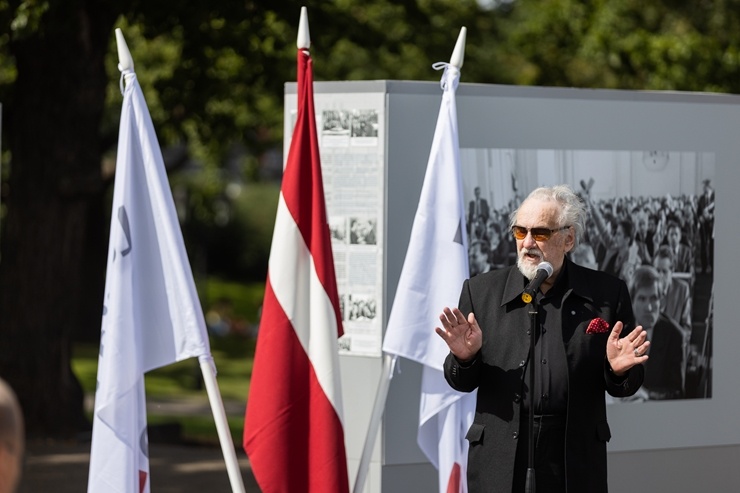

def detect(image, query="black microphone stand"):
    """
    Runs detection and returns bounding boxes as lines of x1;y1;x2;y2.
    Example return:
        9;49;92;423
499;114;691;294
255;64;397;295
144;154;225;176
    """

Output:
524;295;538;493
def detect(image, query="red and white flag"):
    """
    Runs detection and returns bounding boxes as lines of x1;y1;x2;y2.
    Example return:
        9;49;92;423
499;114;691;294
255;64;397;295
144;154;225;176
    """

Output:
243;46;350;493
382;60;476;493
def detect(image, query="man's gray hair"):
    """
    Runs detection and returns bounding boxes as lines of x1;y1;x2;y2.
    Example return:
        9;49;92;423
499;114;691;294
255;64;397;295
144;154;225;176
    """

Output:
509;185;587;247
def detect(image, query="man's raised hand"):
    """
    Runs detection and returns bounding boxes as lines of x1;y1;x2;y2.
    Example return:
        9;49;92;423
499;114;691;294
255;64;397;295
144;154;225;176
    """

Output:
435;307;483;362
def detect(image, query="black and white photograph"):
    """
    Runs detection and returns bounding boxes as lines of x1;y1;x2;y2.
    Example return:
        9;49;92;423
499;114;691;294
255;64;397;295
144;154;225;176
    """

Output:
322;109;351;135
349;217;378;245
346;293;378;322
350;109;379;138
329;216;348;244
461;148;715;402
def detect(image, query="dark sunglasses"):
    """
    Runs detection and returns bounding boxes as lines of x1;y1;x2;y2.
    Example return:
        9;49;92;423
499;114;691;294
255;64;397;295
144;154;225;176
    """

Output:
511;225;570;241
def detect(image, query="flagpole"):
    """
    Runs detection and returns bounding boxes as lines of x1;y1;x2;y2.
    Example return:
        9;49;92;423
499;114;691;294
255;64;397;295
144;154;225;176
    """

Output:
354;27;467;493
115;28;134;72
200;356;247;493
353;354;394;493
298;5;310;51
114;28;246;493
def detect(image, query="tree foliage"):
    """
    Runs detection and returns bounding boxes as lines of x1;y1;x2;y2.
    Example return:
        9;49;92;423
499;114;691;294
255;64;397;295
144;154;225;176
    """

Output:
497;0;740;92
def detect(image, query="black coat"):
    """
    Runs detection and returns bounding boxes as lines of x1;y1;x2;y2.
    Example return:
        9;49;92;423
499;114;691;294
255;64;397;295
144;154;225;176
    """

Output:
444;258;644;493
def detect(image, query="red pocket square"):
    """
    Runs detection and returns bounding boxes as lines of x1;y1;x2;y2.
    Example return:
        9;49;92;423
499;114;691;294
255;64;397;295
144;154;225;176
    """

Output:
586;318;610;334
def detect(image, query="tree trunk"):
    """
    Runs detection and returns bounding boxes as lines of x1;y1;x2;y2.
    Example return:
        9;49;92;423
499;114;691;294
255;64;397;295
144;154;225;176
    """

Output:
0;3;119;438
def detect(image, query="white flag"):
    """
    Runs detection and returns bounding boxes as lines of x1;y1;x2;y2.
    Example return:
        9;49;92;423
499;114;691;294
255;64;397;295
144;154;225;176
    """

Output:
87;69;211;493
382;63;476;493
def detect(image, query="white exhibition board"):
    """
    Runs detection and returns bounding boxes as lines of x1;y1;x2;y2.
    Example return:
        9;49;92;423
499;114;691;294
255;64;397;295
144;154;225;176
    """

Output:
286;80;740;491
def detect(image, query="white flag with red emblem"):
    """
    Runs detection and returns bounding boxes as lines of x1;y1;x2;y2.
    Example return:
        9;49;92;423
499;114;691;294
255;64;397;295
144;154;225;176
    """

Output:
382;60;476;493
87;67;212;493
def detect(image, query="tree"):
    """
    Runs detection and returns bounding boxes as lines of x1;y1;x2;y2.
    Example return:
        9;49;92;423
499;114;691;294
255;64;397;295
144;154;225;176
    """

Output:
6;0;740;439
0;0;122;436
0;0;496;438
496;0;740;92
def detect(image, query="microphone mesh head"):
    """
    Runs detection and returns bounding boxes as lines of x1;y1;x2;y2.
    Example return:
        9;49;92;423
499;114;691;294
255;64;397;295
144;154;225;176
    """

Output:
538;261;554;277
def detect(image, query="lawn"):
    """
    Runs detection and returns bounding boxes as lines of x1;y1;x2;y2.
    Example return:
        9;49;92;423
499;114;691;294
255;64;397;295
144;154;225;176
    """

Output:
72;278;262;445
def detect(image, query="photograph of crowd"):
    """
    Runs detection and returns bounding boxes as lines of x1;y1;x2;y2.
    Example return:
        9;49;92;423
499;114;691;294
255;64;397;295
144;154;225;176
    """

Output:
461;148;714;402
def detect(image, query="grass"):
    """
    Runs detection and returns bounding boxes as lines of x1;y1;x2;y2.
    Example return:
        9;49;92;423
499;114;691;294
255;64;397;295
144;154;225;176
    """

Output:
73;335;256;445
72;278;263;445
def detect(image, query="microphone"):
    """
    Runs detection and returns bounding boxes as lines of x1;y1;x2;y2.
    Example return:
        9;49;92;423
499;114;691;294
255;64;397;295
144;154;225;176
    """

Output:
521;261;553;303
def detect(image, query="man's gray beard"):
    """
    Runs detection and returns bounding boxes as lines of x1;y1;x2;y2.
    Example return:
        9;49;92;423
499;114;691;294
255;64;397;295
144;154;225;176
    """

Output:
517;249;542;280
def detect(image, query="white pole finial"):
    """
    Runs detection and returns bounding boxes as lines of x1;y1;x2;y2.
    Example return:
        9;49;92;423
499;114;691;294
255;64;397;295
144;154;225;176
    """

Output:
115;28;134;72
297;6;311;50
449;26;467;69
